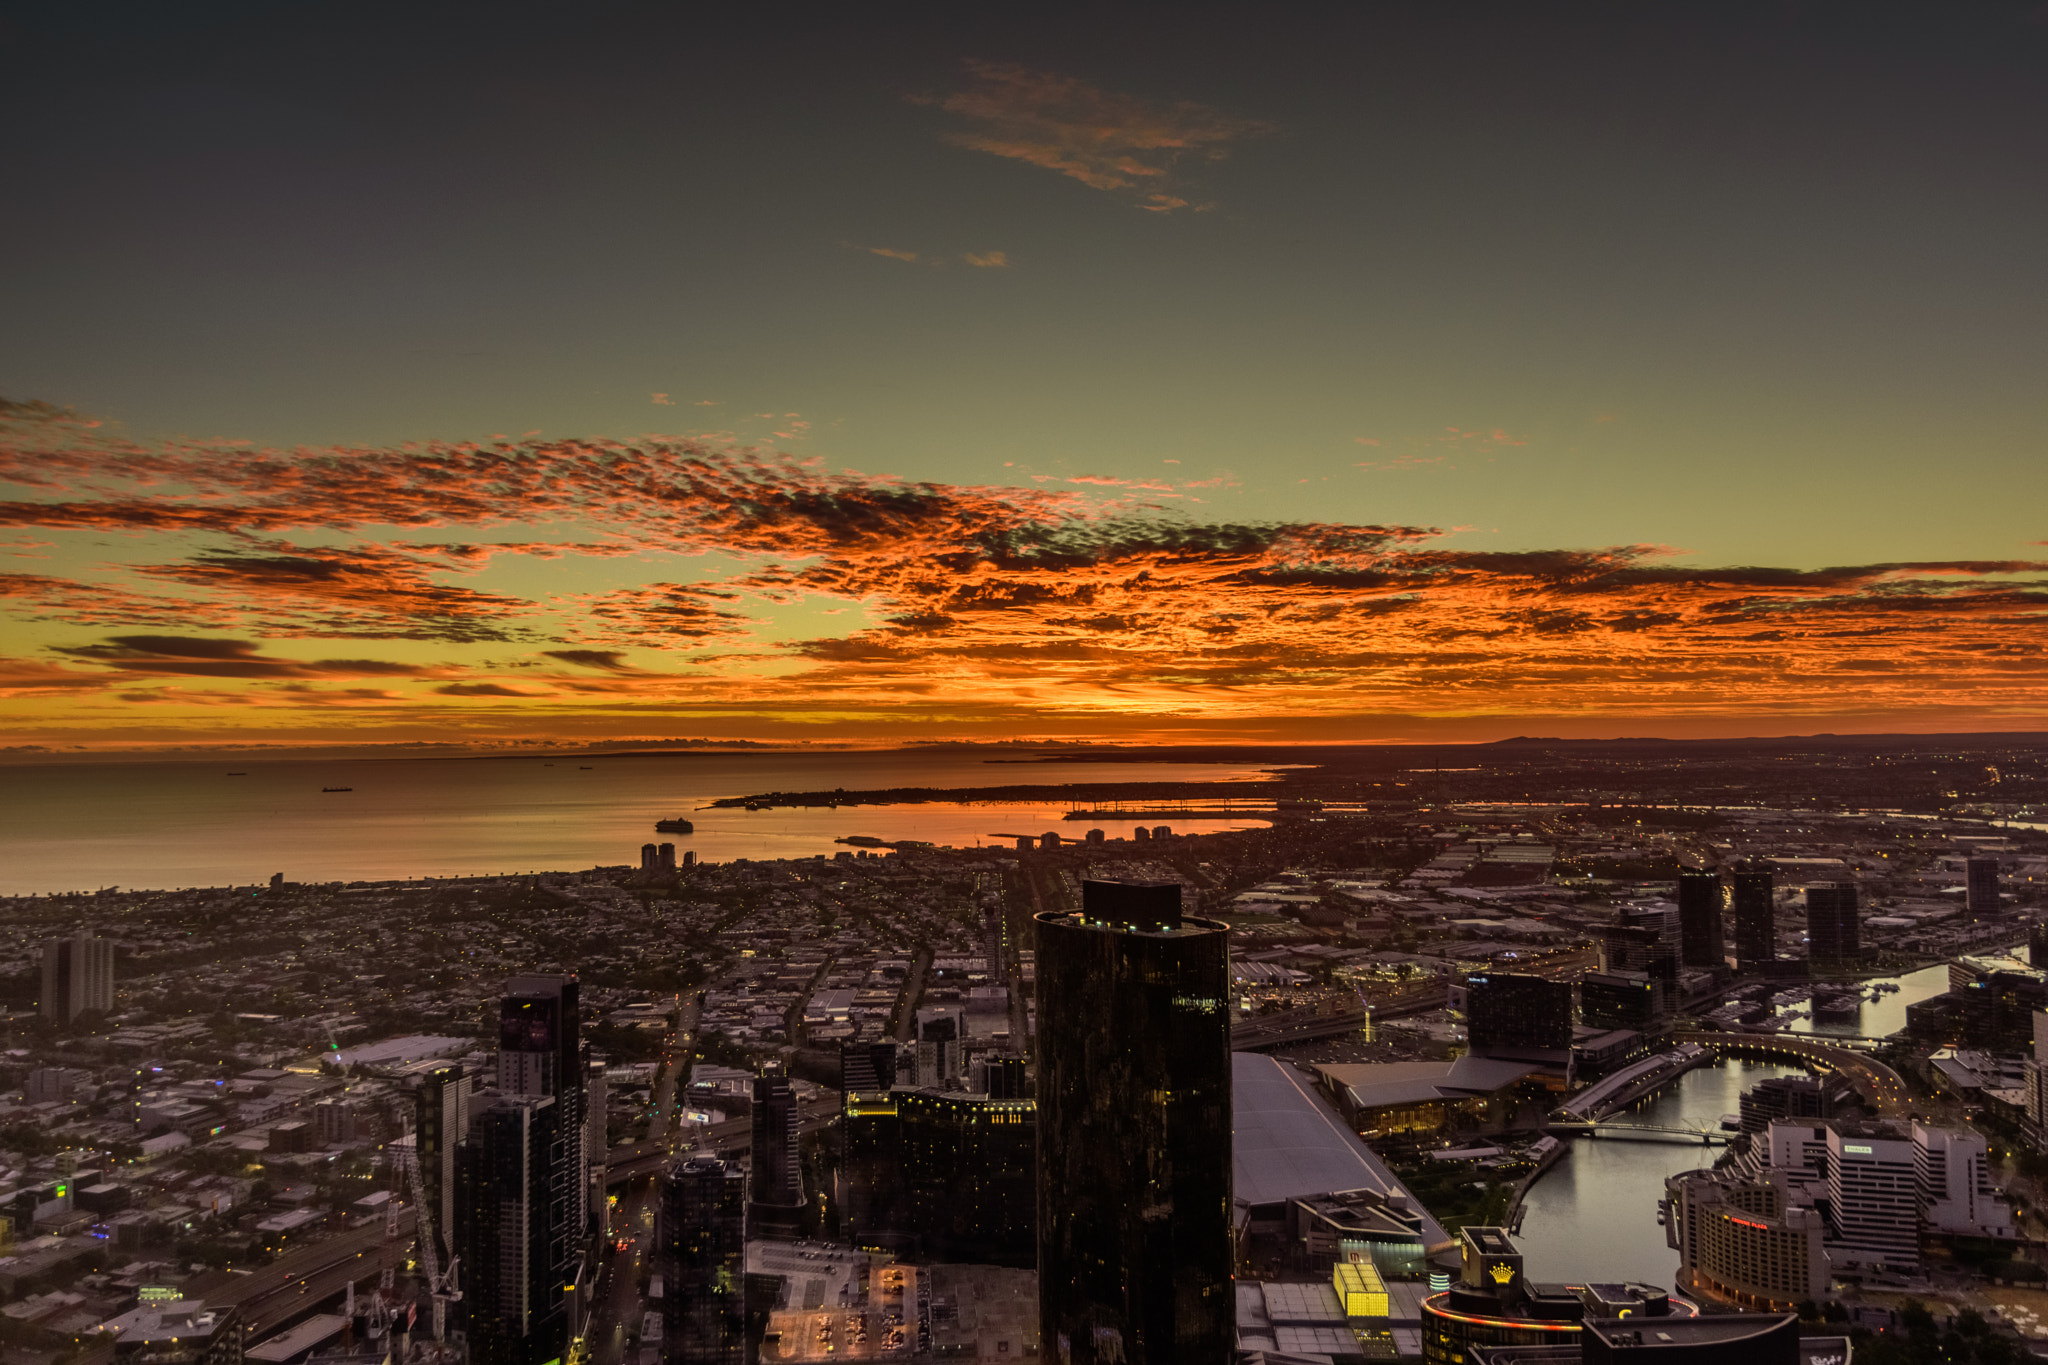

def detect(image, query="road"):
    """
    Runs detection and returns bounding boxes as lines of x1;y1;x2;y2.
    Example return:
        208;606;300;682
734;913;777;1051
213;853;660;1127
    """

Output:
214;1216;409;1337
585;1172;660;1365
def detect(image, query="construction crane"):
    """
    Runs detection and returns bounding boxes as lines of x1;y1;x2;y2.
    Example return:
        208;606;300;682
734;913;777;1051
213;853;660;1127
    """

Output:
404;1135;464;1341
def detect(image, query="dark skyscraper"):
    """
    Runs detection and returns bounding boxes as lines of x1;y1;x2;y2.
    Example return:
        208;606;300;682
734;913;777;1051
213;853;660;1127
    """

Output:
660;1155;747;1365
1731;865;1776;970
457;1093;572;1365
499;974;586;1233
1966;856;2001;919
1806;883;1861;963
749;1062;804;1230
1036;878;1233;1365
1677;868;1726;969
455;975;588;1365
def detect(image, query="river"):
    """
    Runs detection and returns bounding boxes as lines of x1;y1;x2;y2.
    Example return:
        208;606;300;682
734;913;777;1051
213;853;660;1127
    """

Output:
1514;956;2014;1286
1513;1058;1807;1286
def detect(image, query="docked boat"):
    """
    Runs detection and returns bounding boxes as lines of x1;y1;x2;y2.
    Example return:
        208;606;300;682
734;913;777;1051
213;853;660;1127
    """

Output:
655;817;694;834
322;786;353;792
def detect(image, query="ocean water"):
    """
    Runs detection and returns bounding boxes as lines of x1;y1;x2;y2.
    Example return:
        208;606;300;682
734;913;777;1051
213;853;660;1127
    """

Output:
0;750;1287;894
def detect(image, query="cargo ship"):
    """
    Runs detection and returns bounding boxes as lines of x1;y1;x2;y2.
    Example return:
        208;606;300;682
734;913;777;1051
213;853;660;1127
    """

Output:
655;817;694;834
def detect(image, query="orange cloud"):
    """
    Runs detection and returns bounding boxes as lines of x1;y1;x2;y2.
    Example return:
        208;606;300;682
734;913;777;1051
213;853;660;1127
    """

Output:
3;398;2046;741
918;61;1271;211
962;250;1010;268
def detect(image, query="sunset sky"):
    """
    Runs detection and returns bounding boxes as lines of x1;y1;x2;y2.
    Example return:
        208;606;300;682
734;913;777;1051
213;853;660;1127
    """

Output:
3;4;2045;750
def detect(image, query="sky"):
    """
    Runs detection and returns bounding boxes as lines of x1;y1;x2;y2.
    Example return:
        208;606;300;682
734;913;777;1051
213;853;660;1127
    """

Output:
2;2;2045;750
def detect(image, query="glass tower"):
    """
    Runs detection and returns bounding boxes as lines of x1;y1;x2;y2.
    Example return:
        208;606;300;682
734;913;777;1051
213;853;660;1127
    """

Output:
1677;868;1725;969
1731;866;1776;971
1035;878;1233;1365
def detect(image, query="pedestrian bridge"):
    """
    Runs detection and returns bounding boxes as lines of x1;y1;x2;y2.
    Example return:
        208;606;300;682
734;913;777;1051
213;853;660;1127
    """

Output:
1546;1119;1730;1146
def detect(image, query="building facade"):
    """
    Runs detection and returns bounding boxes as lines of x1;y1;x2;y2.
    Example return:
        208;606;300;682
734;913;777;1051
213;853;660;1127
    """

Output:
749;1062;805;1232
1036;878;1233;1365
1464;973;1573;1059
660;1155;747;1365
40;934;114;1022
1676;868;1725;969
1730;867;1775;971
1805;883;1860;964
456;1093;573;1365
1663;1170;1827;1308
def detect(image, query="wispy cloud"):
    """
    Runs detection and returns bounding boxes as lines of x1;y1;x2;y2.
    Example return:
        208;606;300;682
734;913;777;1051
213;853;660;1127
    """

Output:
869;246;921;263
962;250;1010;268
917;60;1272;212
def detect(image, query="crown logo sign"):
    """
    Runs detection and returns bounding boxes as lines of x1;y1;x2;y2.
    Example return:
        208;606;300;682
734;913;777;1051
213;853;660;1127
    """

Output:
1489;1263;1515;1286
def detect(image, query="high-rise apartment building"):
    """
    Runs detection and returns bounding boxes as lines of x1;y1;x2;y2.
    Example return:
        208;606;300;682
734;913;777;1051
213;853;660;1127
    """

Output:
455;975;589;1365
1966;856;2001;919
660;1155;747;1364
749;1062;804;1232
1805;883;1860;963
457;1092;573;1365
1676;868;1725;969
414;1063;473;1263
1731;866;1776;971
1036;878;1233;1365
498;974;587;1233
40;934;114;1022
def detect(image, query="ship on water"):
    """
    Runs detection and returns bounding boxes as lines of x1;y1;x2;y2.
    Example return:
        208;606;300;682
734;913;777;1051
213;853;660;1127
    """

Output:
654;817;694;833
322;786;353;792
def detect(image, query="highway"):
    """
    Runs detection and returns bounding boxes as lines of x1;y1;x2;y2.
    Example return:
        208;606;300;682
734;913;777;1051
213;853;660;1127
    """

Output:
213;1215;408;1337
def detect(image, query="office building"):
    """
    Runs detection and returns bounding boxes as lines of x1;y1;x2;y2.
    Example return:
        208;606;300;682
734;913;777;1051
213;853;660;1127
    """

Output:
1675;868;1725;969
40;934;114;1022
660;1155;747;1365
413;1062;473;1262
456;1092;573;1365
1578;971;1660;1033
1464;973;1574;1060
749;1063;804;1231
1967;856;2001;919
1804;882;1860;964
1730;866;1775;971
1036;878;1233;1365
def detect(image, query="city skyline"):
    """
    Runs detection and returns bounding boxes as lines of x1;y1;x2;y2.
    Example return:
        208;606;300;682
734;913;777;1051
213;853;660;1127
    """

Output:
3;4;2045;749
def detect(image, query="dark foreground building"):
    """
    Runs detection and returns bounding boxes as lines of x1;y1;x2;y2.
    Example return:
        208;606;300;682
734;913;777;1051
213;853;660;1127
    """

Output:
660;1155;747;1364
1036;878;1233;1365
